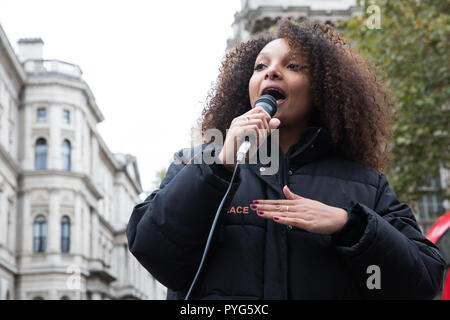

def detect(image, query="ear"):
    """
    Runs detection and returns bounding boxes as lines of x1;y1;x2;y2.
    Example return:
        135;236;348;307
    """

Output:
283;185;303;200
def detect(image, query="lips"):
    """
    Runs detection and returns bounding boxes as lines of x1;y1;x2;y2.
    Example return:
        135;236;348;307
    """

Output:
261;86;287;105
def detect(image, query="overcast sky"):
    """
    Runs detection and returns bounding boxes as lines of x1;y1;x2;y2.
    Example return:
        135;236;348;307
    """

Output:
0;0;357;194
0;0;242;193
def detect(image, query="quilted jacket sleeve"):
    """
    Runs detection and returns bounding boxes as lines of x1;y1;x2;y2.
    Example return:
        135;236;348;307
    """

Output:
126;145;241;291
331;173;446;299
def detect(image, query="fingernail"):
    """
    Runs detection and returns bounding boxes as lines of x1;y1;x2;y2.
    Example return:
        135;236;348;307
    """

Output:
253;200;259;204
257;210;264;215
250;204;257;209
273;216;279;221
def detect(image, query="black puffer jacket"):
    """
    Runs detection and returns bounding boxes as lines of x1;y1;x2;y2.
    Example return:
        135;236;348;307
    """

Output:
127;126;445;299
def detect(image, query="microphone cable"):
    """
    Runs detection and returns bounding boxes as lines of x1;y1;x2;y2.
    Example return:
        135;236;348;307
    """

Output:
184;156;242;300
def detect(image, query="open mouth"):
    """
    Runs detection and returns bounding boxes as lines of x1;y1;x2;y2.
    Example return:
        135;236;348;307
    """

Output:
261;87;287;105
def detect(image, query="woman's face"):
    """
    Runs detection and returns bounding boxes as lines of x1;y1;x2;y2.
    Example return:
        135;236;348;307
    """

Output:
249;38;312;128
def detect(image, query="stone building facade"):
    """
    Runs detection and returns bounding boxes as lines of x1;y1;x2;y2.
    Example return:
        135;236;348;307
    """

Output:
0;23;166;300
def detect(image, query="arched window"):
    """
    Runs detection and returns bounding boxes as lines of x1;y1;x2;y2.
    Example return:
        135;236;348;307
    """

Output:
35;138;47;170
62;139;71;171
33;215;47;253
61;216;70;253
60;295;70;300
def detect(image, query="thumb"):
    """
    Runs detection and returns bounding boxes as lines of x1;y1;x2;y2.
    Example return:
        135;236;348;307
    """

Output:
269;118;281;129
283;185;303;200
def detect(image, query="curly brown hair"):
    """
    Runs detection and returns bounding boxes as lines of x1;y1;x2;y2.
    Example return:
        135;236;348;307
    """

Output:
198;18;392;171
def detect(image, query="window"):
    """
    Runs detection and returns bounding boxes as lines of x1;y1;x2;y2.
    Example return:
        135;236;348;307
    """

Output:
33;215;47;253
61;216;70;253
61;296;70;300
62;139;71;171
418;175;445;233
63;109;70;124
35;138;47;170
418;193;444;220
32;296;44;300
37;108;46;123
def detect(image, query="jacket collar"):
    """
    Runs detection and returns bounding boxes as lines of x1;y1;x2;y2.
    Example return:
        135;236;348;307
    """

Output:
286;126;334;167
246;126;334;197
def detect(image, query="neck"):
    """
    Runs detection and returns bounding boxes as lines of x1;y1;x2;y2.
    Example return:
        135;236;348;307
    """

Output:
279;121;309;155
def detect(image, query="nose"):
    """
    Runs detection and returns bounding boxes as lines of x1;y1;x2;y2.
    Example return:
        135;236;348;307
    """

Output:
265;65;282;80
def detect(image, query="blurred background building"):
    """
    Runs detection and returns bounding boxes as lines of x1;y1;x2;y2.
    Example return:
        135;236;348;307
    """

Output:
0;23;166;299
227;0;360;49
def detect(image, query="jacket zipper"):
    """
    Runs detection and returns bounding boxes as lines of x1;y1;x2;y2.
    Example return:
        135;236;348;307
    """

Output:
282;128;322;299
282;151;289;188
282;127;322;188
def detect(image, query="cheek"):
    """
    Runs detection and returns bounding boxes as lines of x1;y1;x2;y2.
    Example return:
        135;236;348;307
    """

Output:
248;75;259;106
294;76;310;93
292;78;311;101
289;79;312;114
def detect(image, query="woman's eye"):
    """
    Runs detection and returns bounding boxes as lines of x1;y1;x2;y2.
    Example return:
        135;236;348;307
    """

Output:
254;63;265;71
287;63;300;71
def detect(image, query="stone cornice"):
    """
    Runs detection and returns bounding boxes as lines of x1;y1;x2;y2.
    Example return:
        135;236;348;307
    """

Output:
0;23;26;82
96;210;115;234
19;170;103;200
0;246;18;274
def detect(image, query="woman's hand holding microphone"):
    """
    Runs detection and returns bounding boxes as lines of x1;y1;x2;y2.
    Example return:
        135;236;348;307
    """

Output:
217;107;281;171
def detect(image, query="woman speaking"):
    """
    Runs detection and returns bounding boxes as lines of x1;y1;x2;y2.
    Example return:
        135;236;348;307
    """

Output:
127;19;445;299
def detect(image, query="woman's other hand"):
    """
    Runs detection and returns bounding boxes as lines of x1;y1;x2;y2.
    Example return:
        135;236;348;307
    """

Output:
250;185;348;235
217;106;280;170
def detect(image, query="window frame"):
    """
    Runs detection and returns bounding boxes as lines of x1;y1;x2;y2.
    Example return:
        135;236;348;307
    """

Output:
61;215;70;253
418;177;445;220
63;109;70;124
33;215;47;253
61;139;71;171
37;108;47;123
35;138;48;170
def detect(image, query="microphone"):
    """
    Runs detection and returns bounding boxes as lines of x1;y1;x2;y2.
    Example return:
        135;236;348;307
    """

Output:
236;94;277;163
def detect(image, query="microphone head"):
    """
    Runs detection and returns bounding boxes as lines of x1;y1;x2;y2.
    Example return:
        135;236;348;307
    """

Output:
254;94;277;117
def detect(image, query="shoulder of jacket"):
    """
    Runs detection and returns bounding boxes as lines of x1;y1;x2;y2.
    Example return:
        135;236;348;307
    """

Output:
172;142;214;165
319;154;383;188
